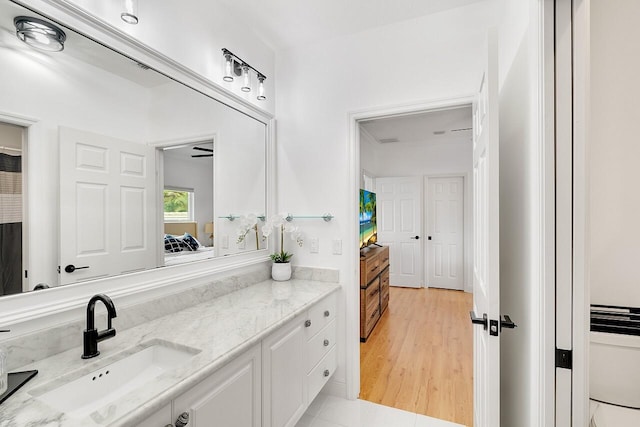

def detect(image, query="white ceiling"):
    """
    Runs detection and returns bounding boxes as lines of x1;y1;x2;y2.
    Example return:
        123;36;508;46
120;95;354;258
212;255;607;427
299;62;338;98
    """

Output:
217;0;488;50
360;106;473;146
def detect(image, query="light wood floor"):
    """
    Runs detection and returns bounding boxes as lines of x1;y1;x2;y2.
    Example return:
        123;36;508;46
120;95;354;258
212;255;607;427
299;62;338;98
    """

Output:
360;286;473;427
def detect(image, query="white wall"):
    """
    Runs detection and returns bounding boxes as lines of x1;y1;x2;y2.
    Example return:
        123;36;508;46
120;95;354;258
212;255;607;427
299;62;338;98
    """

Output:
589;0;640;307
276;0;500;396
59;0;276;114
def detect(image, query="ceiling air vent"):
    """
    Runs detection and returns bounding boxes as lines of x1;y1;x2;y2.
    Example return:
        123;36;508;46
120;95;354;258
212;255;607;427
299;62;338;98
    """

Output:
378;138;399;144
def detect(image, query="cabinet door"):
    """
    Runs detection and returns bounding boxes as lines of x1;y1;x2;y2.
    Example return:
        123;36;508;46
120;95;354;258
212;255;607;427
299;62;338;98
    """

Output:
263;317;306;427
136;403;172;427
173;344;261;427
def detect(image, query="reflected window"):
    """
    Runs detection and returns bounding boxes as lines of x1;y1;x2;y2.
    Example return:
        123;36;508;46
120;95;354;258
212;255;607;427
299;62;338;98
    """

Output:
164;188;194;222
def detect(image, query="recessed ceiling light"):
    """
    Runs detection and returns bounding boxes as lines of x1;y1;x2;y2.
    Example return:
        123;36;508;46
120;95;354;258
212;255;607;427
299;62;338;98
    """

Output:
14;16;66;52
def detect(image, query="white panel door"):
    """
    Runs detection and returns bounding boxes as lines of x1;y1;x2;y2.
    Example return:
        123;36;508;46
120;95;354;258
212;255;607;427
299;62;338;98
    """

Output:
59;127;156;285
377;176;422;288
472;30;500;427
428;176;464;290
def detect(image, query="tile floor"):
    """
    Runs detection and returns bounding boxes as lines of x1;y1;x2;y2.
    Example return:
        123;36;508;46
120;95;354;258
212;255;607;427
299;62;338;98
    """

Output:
295;394;465;427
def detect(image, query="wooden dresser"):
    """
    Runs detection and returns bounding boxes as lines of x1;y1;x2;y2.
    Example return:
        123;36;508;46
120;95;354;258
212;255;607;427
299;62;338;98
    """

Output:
360;245;390;341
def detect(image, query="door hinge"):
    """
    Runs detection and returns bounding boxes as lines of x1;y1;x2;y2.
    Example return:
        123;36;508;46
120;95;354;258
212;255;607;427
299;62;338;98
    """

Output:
24;270;28;279
555;348;572;369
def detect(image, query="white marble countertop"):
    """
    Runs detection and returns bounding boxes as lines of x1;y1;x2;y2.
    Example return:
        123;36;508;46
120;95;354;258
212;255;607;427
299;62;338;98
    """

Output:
0;279;340;427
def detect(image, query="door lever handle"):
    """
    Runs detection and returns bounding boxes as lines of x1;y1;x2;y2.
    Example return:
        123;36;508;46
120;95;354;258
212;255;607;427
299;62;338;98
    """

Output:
64;264;90;273
500;314;517;331
469;311;488;330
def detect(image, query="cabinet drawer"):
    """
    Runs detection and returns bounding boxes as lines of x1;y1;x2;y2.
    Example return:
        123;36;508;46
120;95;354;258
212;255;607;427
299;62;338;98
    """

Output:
306;319;336;372
365;304;380;333
136;403;171;427
305;292;337;339
378;247;390;270
306;346;337;403
365;277;380;302
360;253;380;286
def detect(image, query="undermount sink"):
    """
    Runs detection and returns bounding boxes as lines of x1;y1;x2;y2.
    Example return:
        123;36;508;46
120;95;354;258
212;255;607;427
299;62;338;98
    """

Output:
31;340;200;420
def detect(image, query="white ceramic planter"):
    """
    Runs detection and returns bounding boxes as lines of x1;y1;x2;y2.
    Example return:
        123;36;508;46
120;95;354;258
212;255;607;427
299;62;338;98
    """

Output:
271;262;292;281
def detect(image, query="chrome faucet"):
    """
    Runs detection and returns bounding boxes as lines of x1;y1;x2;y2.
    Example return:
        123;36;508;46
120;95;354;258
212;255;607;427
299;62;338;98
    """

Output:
82;294;117;359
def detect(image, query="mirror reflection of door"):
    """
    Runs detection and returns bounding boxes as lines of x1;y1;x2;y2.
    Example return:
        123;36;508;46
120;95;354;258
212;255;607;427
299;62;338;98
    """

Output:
0;122;25;296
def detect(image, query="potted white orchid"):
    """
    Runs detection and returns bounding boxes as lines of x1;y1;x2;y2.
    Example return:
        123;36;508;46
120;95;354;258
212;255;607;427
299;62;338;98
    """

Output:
262;213;303;281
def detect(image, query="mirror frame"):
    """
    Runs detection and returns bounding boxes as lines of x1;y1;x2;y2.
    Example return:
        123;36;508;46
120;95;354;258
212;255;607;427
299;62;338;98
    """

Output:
0;0;275;334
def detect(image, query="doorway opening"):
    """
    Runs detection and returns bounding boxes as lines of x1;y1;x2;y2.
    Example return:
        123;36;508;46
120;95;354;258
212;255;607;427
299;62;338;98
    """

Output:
0;121;26;296
354;100;474;426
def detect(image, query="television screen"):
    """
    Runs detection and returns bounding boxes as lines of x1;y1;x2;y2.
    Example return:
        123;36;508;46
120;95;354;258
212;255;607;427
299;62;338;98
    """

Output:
359;189;377;248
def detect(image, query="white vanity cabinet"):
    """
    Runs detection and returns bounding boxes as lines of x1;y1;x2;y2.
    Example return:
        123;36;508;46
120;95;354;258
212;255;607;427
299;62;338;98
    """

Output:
172;344;262;427
138;290;338;427
263;292;338;427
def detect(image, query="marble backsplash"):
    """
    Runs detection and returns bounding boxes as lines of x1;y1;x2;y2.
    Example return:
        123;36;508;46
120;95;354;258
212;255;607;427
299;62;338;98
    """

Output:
1;264;338;371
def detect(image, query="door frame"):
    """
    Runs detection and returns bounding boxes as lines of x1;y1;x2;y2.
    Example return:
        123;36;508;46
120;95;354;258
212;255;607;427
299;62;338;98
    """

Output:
424;173;470;293
346;96;475;399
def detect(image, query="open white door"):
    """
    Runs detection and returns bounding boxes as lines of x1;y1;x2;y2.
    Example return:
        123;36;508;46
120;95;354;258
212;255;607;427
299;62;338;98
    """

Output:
376;176;422;288
471;30;501;427
59;127;157;285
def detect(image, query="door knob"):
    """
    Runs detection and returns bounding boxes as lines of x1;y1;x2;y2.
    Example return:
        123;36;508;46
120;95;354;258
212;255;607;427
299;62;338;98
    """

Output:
64;264;90;273
410;235;420;240
500;315;517;331
175;411;189;427
469;311;488;330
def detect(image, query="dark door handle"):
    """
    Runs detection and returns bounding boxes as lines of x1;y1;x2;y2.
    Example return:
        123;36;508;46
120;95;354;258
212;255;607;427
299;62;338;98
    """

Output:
65;264;90;273
470;311;488;330
410;235;420;240
428;236;432;240
500;315;517;330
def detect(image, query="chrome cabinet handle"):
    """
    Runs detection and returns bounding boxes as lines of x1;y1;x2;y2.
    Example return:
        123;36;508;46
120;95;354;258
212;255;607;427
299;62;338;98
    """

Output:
323;339;330;347
305;320;311;327
324;310;330;317
175;412;189;427
324;369;330;377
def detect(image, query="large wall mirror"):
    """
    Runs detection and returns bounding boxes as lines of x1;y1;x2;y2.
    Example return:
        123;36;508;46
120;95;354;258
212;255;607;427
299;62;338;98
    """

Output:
0;1;268;297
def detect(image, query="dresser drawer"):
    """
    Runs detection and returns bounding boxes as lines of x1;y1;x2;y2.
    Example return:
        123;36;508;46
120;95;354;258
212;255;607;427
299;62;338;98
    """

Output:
378;246;390;270
305;292;337;339
306;319;336;372
306;346;337;403
360;252;380;286
363;304;380;338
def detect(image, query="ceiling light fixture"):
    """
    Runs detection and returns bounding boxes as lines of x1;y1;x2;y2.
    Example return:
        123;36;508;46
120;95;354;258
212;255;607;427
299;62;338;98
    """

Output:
14;16;66;52
121;0;139;25
221;48;267;101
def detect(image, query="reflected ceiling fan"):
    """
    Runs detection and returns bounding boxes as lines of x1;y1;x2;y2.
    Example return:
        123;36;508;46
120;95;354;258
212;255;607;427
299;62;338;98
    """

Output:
191;146;213;158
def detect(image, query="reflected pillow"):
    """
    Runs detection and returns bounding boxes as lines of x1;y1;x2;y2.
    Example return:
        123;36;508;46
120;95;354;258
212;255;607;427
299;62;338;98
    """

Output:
182;233;201;251
164;234;183;253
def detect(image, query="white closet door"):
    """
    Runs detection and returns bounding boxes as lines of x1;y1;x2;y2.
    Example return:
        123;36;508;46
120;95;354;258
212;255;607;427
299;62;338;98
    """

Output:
427;176;464;290
377;176;422;288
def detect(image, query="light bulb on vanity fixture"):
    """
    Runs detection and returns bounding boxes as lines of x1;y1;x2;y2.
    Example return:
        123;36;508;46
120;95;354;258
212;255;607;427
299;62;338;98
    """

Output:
221;48;267;101
241;66;251;92
121;0;139;24
257;74;267;101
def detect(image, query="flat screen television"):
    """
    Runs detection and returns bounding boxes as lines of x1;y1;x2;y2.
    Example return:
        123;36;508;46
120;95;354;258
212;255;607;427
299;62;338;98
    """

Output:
359;189;377;249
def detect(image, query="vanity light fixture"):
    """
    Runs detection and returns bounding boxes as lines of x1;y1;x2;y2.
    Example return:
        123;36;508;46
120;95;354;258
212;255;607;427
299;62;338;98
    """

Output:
221;48;267;101
14;16;66;52
121;0;139;25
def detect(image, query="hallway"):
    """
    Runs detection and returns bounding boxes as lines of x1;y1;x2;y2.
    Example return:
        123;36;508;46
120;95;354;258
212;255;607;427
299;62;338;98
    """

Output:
360;287;473;426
